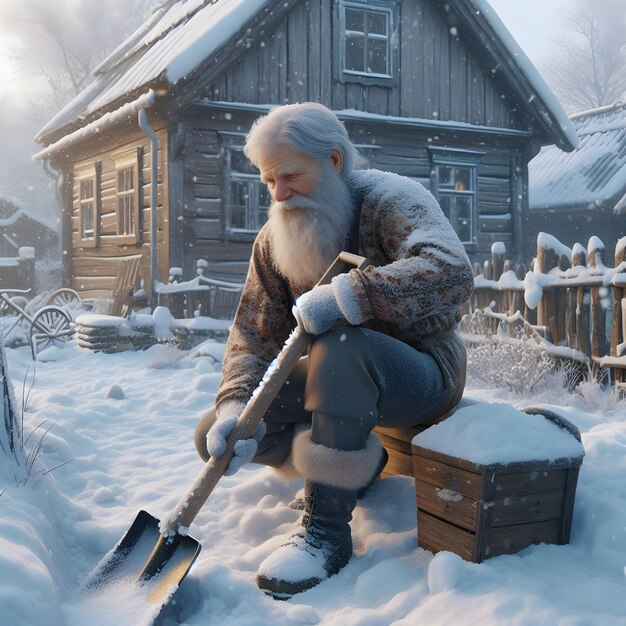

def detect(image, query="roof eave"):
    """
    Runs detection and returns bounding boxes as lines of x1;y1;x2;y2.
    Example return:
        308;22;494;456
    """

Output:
35;78;170;150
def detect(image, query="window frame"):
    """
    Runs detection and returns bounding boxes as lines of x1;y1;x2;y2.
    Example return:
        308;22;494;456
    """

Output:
337;0;398;87
114;153;141;245
76;162;101;248
429;149;481;247
221;134;270;240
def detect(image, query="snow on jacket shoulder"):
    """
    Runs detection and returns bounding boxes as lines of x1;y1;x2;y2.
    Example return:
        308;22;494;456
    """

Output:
342;169;474;341
216;168;474;407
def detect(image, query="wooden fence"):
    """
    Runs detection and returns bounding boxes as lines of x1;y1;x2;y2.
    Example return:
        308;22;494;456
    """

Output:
468;233;626;389
156;260;243;320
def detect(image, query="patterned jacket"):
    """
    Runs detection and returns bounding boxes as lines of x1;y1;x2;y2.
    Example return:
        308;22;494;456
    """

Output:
216;169;474;408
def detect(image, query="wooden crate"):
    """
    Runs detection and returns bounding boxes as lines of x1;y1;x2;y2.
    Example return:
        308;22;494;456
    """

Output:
411;411;583;563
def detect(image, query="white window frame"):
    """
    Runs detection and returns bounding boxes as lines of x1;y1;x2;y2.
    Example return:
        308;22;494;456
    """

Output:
339;1;395;83
76;163;100;247
115;155;140;243
222;140;269;237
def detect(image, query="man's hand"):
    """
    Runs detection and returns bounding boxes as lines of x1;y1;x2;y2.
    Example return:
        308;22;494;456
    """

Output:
207;400;267;475
293;284;343;335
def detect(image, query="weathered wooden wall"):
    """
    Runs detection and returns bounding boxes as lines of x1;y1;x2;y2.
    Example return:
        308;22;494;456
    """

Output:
202;0;521;129
67;127;170;297
172;104;525;278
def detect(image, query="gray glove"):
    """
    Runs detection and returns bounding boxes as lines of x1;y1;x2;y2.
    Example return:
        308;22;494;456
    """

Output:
293;283;343;335
207;400;267;475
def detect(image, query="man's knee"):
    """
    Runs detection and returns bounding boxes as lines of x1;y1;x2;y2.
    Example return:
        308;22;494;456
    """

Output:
308;327;372;371
306;327;380;420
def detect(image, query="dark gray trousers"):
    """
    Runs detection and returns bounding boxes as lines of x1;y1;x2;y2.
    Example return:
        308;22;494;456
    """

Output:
195;327;466;467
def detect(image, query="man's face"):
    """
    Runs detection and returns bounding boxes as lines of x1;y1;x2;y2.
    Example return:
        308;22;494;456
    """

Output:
257;144;323;206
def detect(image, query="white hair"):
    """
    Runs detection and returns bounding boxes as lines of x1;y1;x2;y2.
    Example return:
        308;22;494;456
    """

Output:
244;102;360;175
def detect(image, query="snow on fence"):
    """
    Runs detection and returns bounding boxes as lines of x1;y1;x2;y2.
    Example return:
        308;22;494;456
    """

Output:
467;233;626;389
156;260;243;321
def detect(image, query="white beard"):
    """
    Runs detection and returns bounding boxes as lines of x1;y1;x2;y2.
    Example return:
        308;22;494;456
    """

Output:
268;164;355;289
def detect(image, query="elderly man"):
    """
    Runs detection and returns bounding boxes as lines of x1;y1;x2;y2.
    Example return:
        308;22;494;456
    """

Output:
194;102;474;599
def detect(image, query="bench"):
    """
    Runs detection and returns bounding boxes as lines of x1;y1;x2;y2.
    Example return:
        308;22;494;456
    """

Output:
372;403;584;563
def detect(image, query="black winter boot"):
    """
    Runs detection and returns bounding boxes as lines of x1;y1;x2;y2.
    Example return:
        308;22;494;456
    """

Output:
256;480;356;599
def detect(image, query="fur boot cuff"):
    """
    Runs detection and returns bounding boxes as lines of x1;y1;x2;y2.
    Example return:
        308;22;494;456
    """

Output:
292;429;384;490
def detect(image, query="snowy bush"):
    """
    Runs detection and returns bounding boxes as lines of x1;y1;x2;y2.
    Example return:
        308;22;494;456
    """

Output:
466;333;556;392
463;310;556;392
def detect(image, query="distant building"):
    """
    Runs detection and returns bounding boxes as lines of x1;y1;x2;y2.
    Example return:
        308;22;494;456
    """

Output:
34;0;576;298
0;197;58;290
527;102;626;261
0;197;57;260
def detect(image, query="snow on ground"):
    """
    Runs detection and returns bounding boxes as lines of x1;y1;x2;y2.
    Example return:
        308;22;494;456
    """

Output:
1;338;626;626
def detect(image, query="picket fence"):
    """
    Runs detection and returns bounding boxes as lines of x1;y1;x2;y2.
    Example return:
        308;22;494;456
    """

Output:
467;233;626;390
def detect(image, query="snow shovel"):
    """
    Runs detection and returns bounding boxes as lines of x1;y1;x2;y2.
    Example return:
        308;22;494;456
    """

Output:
76;251;369;624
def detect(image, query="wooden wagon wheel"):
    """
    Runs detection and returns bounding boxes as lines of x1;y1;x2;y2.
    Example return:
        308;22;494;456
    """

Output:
30;306;74;358
45;288;81;310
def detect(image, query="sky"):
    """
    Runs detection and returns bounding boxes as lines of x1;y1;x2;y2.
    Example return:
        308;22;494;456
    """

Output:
488;0;570;67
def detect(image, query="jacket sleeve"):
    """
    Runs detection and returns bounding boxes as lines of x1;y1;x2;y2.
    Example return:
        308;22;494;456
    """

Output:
216;227;295;408
340;173;474;323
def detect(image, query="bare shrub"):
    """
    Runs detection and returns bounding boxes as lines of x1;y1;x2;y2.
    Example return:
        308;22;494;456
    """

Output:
466;334;556;393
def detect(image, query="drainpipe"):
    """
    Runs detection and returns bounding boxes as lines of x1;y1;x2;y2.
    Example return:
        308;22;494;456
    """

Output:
138;105;159;310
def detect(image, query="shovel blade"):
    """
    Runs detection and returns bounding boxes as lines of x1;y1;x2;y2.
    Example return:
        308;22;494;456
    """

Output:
74;510;201;625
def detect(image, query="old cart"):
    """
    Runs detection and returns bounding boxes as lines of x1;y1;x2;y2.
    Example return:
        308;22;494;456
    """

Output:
0;288;74;358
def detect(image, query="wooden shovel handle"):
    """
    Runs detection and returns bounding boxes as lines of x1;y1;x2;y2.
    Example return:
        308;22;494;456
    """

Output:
165;252;369;532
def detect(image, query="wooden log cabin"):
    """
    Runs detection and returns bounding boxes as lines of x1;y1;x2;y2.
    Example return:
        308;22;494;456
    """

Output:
34;0;577;299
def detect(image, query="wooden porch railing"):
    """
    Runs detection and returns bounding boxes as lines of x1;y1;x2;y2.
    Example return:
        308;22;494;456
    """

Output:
468;233;626;389
156;260;243;320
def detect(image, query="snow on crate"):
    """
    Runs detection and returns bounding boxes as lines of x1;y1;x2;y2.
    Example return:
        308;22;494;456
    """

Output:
413;402;584;465
411;403;585;564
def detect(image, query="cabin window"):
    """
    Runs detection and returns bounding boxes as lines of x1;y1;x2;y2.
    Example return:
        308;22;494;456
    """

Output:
339;1;396;84
115;156;141;243
79;178;95;239
76;163;100;247
432;161;478;245
225;147;270;235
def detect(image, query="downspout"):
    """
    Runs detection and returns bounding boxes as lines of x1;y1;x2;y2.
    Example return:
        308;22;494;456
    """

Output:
138;100;159;309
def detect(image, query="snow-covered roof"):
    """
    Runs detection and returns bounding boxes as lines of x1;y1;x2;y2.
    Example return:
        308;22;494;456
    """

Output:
0;197;56;232
36;0;272;142
36;0;577;153
529;103;626;211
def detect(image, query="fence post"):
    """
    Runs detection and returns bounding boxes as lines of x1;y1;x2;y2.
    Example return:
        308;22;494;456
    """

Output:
572;244;591;358
611;238;626;360
535;234;559;343
491;243;506;313
553;254;571;345
194;260;211;318
514;263;526;318
588;237;607;357
17;247;35;292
